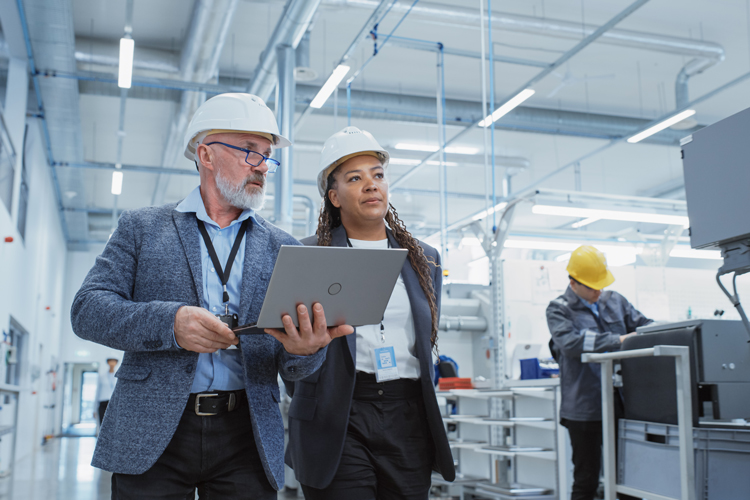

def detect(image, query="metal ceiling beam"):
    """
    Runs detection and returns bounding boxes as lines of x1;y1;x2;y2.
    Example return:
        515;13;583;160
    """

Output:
55;69;700;146
391;0;651;189
60;160;487;200
431;68;750;238
322;0;724;60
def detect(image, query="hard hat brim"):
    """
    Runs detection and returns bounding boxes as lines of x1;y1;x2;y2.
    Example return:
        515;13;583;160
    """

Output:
574;269;615;290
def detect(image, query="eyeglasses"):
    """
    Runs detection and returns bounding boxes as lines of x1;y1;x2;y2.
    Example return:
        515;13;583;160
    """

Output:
206;141;281;173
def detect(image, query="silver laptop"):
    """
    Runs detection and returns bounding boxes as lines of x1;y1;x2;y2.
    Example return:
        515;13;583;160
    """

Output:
234;245;408;333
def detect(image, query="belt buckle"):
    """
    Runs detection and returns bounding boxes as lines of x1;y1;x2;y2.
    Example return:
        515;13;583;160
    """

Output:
228;392;237;412
195;393;219;416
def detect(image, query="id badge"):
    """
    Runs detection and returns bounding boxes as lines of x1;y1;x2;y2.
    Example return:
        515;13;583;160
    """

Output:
373;346;399;382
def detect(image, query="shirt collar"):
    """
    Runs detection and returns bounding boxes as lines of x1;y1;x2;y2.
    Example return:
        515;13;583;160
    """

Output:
175;186;257;229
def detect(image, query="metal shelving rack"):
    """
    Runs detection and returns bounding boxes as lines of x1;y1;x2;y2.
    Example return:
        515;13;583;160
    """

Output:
434;381;564;500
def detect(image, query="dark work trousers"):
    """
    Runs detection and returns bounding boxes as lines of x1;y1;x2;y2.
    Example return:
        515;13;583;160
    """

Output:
98;401;109;426
562;394;637;500
111;390;277;500
302;372;435;500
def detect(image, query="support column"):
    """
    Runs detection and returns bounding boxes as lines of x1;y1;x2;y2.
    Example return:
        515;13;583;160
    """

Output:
275;44;295;233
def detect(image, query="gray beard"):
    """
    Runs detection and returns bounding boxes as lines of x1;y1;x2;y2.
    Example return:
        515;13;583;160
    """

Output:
215;170;266;211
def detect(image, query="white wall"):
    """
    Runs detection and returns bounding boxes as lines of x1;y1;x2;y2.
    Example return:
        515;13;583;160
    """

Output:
59;246;123;368
0;120;68;465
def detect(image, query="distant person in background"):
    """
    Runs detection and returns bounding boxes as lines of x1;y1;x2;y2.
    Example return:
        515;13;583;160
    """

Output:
546;245;652;500
96;358;118;426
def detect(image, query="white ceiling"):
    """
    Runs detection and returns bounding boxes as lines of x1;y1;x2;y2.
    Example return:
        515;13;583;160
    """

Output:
45;0;750;246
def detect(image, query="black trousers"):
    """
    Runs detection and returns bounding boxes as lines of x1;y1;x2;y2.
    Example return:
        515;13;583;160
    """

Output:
98;401;109;426
562;417;637;500
111;391;276;500
302;373;435;500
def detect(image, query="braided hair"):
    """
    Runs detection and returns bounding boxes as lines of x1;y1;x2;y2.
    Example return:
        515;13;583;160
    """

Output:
316;167;440;350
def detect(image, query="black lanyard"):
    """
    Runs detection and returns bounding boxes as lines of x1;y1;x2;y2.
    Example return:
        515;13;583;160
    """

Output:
346;236;390;343
197;218;249;305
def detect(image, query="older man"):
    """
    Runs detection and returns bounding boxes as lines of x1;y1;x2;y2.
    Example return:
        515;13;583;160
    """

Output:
547;245;651;500
72;93;352;499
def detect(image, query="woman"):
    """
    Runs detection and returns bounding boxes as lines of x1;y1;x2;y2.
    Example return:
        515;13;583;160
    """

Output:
284;126;455;499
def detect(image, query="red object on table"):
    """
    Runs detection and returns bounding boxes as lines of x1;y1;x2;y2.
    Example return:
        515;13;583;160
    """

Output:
438;377;474;391
3;236;12;243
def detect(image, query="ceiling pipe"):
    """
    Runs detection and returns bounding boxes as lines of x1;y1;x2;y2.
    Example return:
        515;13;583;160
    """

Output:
150;0;239;206
246;0;323;101
321;0;724;61
52;68;701;146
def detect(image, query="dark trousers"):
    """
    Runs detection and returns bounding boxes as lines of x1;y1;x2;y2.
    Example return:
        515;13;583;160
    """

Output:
98;401;109;426
111;391;276;500
302;373;434;500
562;417;637;500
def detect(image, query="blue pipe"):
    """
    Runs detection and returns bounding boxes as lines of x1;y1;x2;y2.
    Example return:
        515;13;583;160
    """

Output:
16;0;70;243
347;83;352;126
346;0;421;86
488;0;497;233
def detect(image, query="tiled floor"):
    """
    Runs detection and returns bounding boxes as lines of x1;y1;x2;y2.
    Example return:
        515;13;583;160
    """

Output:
3;437;300;499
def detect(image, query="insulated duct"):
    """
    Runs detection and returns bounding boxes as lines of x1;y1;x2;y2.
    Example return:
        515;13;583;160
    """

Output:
246;0;323;101
151;0;239;206
23;0;89;245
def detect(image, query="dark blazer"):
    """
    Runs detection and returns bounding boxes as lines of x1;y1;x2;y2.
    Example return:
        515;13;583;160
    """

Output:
71;203;327;490
284;224;456;489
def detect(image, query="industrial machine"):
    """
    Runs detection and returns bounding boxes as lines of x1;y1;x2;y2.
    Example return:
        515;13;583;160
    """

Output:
682;107;750;338
622;319;750;426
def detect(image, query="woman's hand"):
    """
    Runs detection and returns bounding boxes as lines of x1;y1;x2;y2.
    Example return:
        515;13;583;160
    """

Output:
265;303;354;356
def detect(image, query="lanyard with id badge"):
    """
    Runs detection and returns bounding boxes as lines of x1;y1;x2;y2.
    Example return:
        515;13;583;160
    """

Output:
347;237;400;382
197;218;249;349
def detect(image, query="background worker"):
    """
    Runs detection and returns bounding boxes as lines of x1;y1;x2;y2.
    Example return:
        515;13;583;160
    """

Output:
72;93;351;499
283;126;455;499
95;358;118;426
546;245;652;500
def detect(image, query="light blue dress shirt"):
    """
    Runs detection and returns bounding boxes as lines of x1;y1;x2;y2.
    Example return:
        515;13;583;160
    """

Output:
584;301;600;318
175;186;256;393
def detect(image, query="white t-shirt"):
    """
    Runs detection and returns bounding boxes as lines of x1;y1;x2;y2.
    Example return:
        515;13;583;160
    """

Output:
97;371;117;403
349;238;421;380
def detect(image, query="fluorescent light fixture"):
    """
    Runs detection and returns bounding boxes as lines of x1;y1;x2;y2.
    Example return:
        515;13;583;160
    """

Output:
393;143;479;155
504;239;639;266
571;217;600;228
471;202;508;221
478;89;535;127
394;143;437;152
627;109;696;144
310;64;350;109
389;157;459;167
111;171;123;195
445;146;480;155
669;247;722;260
389;158;422;166
118;37;134;89
532;205;689;227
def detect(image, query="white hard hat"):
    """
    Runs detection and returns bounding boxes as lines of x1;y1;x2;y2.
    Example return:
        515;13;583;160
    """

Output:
316;126;389;197
183;93;291;162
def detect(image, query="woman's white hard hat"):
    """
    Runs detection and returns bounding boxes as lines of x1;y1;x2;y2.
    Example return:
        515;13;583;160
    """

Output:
316;126;389;197
183;93;291;162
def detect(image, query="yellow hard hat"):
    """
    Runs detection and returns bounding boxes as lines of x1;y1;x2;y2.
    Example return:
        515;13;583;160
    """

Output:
566;245;615;290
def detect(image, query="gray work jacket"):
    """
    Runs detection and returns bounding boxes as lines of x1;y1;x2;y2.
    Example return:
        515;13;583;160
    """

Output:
546;286;652;422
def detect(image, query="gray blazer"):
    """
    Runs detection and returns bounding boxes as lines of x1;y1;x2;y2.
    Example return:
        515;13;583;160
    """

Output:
71;203;327;490
547;286;652;421
284;225;455;488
